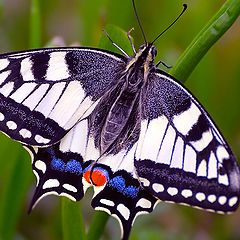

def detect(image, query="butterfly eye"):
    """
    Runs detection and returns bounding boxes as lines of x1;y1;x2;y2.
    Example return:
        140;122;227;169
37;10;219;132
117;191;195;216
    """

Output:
139;44;146;51
151;47;157;57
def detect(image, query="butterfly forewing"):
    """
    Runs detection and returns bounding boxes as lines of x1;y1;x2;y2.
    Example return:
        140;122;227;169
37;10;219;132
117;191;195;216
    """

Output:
0;48;125;146
135;70;240;212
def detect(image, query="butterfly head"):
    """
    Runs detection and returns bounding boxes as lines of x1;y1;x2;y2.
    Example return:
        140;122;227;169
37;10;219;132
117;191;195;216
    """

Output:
137;43;157;77
137;43;157;60
125;43;157;82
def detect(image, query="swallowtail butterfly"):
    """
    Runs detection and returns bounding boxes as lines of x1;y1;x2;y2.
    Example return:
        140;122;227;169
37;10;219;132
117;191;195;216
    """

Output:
0;1;240;240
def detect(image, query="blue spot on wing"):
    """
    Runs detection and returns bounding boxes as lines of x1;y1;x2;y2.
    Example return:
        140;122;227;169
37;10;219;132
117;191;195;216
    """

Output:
51;158;82;175
109;176;125;192
124;186;138;198
66;160;82;175
108;176;139;198
51;158;65;171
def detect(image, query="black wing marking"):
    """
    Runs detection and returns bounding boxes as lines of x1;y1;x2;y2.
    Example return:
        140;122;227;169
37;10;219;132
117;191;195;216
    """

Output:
135;70;240;213
0;47;126;146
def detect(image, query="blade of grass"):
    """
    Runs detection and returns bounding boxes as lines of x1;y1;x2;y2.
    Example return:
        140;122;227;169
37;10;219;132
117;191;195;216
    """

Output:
87;211;109;240
0;141;32;240
170;0;240;82
61;198;86;240
29;0;41;48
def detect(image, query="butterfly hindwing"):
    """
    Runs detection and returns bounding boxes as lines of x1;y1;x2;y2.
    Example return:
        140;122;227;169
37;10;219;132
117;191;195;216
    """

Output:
0;48;125;146
90;147;157;240
26;118;100;210
135;70;240;212
26;144;87;210
91;168;157;240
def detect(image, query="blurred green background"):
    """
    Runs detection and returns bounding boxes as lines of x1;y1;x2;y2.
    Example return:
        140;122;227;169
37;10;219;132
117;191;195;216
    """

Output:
0;0;240;239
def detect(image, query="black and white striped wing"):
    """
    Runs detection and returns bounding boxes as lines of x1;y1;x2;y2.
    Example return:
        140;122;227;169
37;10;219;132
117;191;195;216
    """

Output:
135;70;240;213
0;48;125;146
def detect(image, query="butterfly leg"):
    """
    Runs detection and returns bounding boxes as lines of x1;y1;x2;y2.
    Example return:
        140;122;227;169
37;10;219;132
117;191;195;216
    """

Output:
156;60;172;69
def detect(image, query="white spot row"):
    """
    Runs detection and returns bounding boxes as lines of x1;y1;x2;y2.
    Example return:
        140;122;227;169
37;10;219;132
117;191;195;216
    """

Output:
41;177;77;193
99;197;153;221
43;179;60;189
117;203;130;220
19;128;32;138
150;183;238;207
35;160;46;173
1;116;50;144
0;112;5;123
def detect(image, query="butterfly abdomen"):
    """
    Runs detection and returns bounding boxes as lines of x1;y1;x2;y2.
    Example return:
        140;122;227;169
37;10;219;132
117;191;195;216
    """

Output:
101;85;140;153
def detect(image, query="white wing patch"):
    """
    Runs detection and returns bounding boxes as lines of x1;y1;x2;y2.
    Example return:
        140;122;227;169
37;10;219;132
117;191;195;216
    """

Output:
173;101;201;135
183;145;196;173
170;137;184;169
34;82;65;116
46;52;70;80
156;125;175;165
0;81;14;97
48;81;88;128
22;84;48;110
0;70;11;85
0;58;9;71
20;57;34;81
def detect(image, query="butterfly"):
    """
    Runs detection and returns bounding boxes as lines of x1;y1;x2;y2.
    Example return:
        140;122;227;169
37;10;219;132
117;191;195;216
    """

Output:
0;2;240;240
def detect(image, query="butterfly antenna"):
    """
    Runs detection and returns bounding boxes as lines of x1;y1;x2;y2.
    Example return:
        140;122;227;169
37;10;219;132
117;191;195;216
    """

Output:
152;3;187;44
132;0;147;44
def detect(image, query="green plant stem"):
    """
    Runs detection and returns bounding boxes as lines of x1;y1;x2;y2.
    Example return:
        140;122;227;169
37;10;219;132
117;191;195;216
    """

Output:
170;0;240;82
87;211;109;240
61;198;86;240
29;0;41;48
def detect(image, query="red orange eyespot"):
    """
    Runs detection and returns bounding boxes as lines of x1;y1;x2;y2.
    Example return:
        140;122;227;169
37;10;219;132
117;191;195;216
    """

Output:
91;169;108;186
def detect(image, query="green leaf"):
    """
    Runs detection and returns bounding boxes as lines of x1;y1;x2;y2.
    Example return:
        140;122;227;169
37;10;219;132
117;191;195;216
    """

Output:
98;24;133;56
